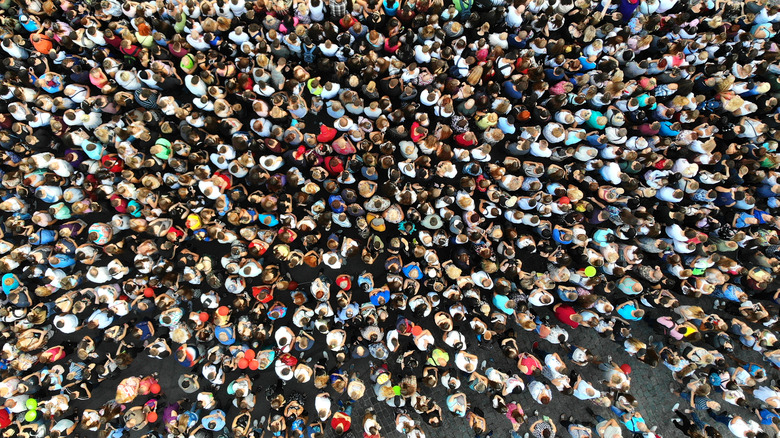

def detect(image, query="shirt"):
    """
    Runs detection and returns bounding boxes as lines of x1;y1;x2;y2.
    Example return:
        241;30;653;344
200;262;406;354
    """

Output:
201;410;226;431
87;309;114;329
529;381;550;402
573;379;600;400
732;368;753;386
329;0;347;18
693;395;712;410
493;294;515;315
545;326;569;344
53;314;79;333
754;386;780;407
555;304;579;328
729;418;760;438
569;424;593;438
617;303;642;321
598;421;623;438
532;421;554;438
331;412;351;431
571;347;589;365
744;363;766;378
759;409;779;425
723;388;746;406
519;355;542;375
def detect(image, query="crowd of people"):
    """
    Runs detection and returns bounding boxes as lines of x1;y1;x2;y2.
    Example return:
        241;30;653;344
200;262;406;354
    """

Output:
2;0;780;435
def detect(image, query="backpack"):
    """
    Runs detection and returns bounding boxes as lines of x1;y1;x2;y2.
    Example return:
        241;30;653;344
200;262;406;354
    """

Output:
302;44;317;64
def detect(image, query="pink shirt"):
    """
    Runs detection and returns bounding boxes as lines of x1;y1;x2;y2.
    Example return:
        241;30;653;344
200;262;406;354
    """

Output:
506;402;524;427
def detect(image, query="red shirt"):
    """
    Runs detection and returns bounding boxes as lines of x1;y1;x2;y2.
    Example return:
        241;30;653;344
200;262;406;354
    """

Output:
324;156;344;175
0;409;10;428
331;412;352;432
454;132;477;148
555;304;579;329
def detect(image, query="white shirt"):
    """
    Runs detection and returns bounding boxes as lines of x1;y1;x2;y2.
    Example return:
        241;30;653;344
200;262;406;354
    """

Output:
443;330;467;350
504;375;525;394
506;5;523;27
308;0;324;21
729;418;761;438
186;35;210;51
87;309;114;329
528;290;554;307
754;386;780;407
573;379;600;400
529;380;550;403
109;299;130;317
364;417;380;434
414;45;431;64
53;314;79;333
229;0;247;15
319;42;338;56
115;71;142;91
229;30;250;44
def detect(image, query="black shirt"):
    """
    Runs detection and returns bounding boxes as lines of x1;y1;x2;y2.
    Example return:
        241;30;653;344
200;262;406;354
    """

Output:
161;75;184;91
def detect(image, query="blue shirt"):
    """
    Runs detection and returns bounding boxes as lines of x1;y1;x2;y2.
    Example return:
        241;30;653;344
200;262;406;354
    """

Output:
759;409;779;425
306;424;323;438
215;325;236;345
744;364;766;378
552;228;573;245
20;16;39;32
593;229;614;247
202;410;226;431
382;0;399;15
135;321;154;341
493;294;514;315
370;289;390;306
617;303;642;321
622;415;645;432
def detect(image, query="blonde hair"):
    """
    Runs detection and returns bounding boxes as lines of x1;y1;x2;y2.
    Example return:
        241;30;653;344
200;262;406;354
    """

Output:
466;65;484;86
379;385;395;398
331;379;346;393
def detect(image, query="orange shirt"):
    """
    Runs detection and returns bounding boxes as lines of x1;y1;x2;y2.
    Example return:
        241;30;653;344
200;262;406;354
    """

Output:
30;34;53;54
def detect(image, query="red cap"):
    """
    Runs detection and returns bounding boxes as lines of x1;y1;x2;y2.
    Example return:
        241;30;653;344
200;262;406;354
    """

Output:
336;274;352;290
